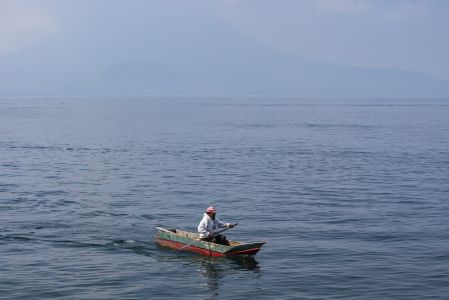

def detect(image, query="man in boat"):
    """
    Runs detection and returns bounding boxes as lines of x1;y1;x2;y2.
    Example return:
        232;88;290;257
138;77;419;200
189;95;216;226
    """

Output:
198;207;236;246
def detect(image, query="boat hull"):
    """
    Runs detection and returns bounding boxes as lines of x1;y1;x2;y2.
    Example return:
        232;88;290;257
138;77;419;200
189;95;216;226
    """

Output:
155;227;265;257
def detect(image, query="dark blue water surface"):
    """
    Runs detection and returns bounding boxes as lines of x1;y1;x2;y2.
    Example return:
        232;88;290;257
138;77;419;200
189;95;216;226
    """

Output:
1;97;449;299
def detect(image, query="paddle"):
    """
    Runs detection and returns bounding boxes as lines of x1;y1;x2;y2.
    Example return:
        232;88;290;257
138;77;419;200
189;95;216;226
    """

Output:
210;222;238;237
177;223;238;251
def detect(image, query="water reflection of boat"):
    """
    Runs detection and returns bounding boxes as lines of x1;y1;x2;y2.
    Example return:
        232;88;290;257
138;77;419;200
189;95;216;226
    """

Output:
228;255;260;270
198;256;260;299
152;246;261;299
155;227;265;257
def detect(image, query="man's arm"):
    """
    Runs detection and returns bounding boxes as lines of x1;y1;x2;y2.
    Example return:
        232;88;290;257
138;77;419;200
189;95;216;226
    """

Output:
216;218;229;228
198;219;211;238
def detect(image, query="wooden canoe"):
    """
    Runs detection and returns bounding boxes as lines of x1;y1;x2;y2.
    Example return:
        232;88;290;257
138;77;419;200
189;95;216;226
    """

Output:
155;227;265;257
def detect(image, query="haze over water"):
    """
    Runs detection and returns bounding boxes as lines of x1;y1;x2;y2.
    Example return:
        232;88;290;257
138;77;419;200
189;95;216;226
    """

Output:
1;97;448;299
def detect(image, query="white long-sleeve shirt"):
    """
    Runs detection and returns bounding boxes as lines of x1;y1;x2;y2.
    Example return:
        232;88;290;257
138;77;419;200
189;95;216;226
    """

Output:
197;213;229;238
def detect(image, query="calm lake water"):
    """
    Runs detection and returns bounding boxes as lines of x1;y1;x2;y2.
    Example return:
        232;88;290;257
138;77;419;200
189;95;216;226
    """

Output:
1;97;449;299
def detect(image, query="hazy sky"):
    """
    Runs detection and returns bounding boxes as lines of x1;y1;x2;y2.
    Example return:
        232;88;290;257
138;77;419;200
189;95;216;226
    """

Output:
1;0;448;80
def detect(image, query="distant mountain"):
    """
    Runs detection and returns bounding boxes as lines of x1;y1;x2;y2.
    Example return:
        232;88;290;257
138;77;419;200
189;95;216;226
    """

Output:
0;10;448;97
